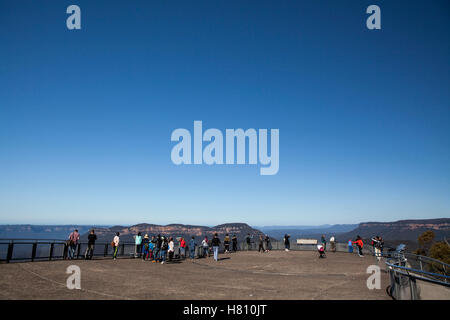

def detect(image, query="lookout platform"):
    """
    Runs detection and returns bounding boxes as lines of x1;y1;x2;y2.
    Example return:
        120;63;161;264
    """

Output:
0;250;390;300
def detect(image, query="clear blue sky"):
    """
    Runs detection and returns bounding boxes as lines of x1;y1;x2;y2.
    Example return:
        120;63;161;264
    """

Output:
1;0;449;226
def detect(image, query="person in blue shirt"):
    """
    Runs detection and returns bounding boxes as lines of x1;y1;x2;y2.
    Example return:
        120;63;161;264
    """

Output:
348;239;353;253
148;239;154;261
142;234;150;261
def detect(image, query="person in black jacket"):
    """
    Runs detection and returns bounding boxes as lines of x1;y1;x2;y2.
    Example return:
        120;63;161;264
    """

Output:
84;229;97;260
264;234;271;252
232;234;238;252
246;233;252;251
284;234;290;251
153;234;162;263
211;233;221;261
258;235;265;253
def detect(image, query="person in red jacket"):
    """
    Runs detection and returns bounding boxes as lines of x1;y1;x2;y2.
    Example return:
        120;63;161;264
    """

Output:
179;237;186;260
352;236;364;257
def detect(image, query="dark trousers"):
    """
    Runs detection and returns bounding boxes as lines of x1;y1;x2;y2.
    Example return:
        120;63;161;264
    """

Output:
153;248;160;261
85;244;95;259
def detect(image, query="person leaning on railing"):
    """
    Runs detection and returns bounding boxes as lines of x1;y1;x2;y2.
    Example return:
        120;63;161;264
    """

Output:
84;229;97;260
68;229;80;260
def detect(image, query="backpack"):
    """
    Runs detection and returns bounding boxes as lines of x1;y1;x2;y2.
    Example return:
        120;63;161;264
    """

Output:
111;241;115;247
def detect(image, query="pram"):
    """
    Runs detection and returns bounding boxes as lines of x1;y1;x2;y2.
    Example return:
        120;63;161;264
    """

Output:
317;244;326;258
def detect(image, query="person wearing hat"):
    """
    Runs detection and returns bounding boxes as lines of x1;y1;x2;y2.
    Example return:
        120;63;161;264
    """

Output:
232;234;238;252
142;234;150;261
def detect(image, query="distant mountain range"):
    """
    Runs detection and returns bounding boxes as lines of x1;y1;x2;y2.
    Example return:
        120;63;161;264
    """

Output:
1;219;448;251
80;223;265;243
338;218;450;241
257;224;358;240
0;225;109;240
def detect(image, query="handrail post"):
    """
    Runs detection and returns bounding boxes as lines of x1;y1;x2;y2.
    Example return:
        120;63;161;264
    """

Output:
121;243;125;256
31;242;37;262
104;244;108;257
76;243;81;259
6;242;14;263
49;243;54;261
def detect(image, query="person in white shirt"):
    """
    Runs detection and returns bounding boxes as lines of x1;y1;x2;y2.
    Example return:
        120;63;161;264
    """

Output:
201;237;209;258
168;237;175;261
113;232;120;260
330;236;336;252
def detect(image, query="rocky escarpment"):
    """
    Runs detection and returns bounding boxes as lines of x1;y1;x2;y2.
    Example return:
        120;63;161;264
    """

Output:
82;222;265;243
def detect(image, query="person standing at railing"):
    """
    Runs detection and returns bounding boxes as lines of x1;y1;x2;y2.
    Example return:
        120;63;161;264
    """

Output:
84;229;97;260
179;237;186;259
168;237;175;261
153;234;162;263
211;233;221;261
142;234;150;261
232;234;238;252
202;236;209;258
264;235;271;252
371;236;384;262
134;232;142;258
284;234;290;252
224;234;230;253
189;236;196;260
246;233;252;251
348;239;353;253
148;236;155;262
352;236;364;257
68;229;80;260
330;236;336;253
379;236;384;256
112;232;120;260
258;235;265;253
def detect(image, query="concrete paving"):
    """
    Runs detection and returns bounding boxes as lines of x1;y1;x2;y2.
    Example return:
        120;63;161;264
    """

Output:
0;250;390;300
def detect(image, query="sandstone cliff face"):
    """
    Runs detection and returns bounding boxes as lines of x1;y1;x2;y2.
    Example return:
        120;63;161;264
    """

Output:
83;223;265;243
338;218;450;244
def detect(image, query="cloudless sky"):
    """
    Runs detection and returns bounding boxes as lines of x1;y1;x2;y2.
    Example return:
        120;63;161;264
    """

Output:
1;0;449;226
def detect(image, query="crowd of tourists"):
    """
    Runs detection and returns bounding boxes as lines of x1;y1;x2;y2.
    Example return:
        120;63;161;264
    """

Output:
65;229;385;262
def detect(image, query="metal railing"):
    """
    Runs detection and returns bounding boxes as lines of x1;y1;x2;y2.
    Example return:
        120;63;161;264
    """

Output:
0;239;140;263
0;238;374;263
384;247;450;300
